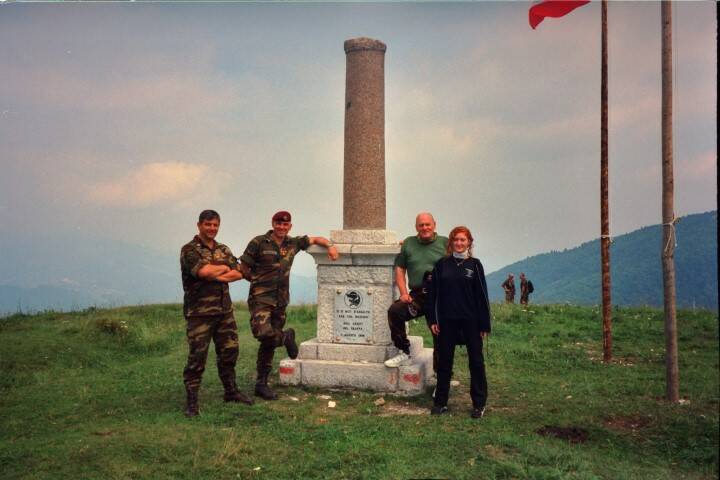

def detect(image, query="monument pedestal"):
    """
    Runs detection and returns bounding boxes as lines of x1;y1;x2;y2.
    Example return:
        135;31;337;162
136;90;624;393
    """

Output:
278;230;434;395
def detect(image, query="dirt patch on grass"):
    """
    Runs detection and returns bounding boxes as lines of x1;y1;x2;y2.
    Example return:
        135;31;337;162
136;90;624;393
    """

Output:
536;426;589;444
482;444;508;460
376;403;428;416
604;415;652;432
567;342;637;366
490;405;519;413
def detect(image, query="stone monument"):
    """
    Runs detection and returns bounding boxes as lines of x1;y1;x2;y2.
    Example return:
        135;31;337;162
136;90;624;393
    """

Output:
278;37;433;394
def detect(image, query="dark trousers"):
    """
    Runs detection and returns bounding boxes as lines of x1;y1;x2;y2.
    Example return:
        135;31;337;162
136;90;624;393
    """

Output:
183;313;239;392
249;304;287;376
387;289;439;373
434;318;487;409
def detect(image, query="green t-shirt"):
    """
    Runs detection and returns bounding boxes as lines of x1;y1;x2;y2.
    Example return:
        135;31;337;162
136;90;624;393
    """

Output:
394;234;449;289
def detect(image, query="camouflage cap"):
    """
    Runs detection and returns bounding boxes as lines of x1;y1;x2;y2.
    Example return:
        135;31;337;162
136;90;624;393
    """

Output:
272;211;292;222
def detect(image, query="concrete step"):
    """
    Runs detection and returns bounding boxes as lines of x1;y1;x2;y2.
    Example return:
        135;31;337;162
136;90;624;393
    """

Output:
298;335;425;364
279;346;434;395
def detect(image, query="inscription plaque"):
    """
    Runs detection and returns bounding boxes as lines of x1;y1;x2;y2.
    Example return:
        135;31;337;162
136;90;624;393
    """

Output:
333;287;373;343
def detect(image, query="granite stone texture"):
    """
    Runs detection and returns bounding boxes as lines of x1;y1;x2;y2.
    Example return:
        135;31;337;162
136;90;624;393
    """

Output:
398;363;425;395
330;230;398;245
278;359;302;385
317;265;391;285
309;239;399;266
301;360;398;391
278;346;435;394
309;341;395;363
343;37;387;230
296;336;425;363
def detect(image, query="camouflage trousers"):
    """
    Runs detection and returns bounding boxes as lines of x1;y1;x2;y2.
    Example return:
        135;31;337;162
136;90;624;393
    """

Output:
248;304;287;376
504;292;515;304
183;312;239;392
520;294;529;305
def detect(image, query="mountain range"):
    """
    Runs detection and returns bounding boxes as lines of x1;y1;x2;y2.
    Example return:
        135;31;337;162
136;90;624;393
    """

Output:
485;210;717;309
0;232;317;315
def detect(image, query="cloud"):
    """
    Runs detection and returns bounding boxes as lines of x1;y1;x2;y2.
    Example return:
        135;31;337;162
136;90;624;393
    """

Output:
87;162;216;207
679;151;717;180
3;64;242;117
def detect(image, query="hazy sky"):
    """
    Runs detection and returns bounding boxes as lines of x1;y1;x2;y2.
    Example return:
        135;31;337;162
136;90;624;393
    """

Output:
1;1;716;278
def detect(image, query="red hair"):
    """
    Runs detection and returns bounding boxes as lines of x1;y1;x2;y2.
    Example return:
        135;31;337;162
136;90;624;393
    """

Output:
446;226;474;257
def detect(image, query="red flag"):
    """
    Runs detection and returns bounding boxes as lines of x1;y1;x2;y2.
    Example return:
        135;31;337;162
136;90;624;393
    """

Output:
529;1;590;29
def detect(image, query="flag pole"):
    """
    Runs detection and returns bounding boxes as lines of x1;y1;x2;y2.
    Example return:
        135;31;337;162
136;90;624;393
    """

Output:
601;0;612;363
661;0;679;402
527;1;610;357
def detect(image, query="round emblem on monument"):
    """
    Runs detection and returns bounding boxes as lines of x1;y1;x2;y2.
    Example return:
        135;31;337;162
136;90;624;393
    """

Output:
344;290;363;309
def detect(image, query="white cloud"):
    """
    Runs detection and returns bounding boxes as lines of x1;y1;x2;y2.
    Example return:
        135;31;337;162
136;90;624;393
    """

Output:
679;150;717;180
3;64;242;117
87;162;217;207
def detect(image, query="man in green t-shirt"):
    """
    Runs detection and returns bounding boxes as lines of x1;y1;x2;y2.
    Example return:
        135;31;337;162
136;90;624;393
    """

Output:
384;212;448;369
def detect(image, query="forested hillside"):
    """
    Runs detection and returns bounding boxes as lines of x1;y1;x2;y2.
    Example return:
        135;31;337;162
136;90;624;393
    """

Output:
486;211;717;309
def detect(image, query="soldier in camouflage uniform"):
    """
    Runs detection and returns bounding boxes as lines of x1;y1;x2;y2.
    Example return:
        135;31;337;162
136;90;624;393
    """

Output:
240;211;339;400
519;272;532;305
180;210;253;417
501;273;516;304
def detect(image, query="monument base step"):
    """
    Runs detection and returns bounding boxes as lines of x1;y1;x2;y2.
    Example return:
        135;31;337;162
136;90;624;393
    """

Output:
279;346;434;395
298;335;425;363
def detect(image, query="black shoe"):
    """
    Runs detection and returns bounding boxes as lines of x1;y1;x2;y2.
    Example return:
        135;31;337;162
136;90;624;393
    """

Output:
184;391;199;417
284;328;299;359
254;383;278;401
471;407;486;419
430;405;448;415
254;370;278;401
224;390;254;405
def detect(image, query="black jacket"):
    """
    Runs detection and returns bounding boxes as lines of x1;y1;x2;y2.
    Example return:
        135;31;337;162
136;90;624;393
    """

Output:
425;256;491;333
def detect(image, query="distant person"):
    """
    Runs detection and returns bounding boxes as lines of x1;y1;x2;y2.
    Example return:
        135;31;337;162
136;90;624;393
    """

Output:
426;226;491;419
520;272;534;305
501;273;516;304
239;211;339;400
384;212;448;373
179;209;253;417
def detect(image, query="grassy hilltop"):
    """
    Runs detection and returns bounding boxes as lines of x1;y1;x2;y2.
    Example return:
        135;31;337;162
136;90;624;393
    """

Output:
1;303;717;479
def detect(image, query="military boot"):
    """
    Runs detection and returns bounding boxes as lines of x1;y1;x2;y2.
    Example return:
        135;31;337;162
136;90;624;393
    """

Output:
254;371;278;400
283;328;299;359
222;378;254;405
184;389;200;417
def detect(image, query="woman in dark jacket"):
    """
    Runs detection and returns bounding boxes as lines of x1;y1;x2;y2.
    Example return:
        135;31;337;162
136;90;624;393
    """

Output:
425;226;491;418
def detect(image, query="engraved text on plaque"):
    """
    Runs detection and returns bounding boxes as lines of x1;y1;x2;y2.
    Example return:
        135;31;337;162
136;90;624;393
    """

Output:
333;287;373;343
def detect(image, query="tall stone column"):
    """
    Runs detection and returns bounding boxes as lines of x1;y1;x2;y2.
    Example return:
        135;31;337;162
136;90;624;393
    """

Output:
279;38;432;395
343;38;386;230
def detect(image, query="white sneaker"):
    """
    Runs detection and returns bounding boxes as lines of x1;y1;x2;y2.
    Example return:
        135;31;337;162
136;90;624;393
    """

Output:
384;352;411;367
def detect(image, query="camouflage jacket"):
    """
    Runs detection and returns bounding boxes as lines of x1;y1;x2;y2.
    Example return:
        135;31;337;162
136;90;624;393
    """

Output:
501;278;516;294
180;235;239;317
240;231;311;308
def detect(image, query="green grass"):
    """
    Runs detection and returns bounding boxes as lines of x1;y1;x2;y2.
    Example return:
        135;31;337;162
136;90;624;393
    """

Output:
0;303;717;479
